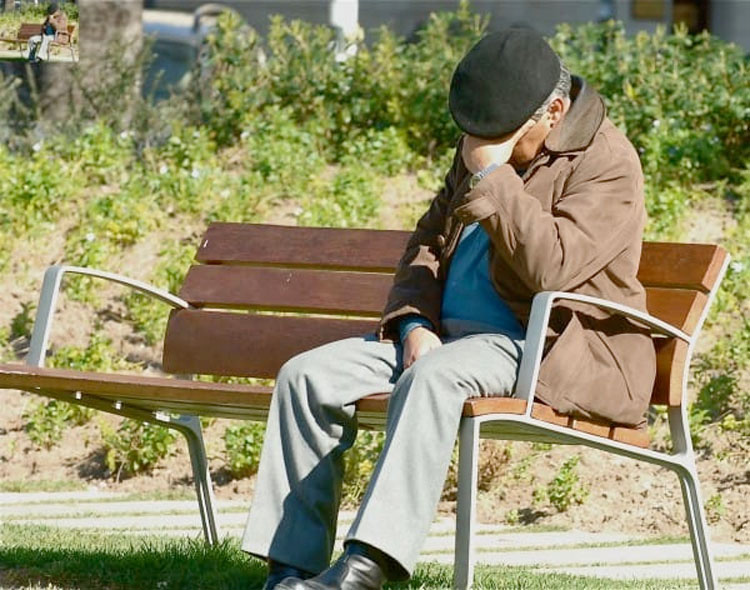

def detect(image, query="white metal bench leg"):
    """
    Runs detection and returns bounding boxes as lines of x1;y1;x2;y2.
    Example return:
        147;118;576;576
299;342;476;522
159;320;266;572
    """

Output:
30;390;221;544
454;417;481;590
674;462;718;590
171;415;220;545
666;407;719;589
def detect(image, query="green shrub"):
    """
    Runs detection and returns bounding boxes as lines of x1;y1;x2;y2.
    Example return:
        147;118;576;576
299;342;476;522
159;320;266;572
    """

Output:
23;333;134;449
549;22;750;189
705;492;726;524
0;143;77;231
23;400;74;450
49;331;133;373
299;164;380;228
9;302;35;342
222;421;266;478
339;127;416;177
196;2;485;156
342;430;384;505
125;238;197;345
23;396;94;450
535;455;589;512
100;418;178;479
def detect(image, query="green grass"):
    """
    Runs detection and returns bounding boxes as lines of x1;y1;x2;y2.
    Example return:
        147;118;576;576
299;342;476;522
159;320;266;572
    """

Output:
5;506;250;521
0;524;702;590
11;487;200;505
0;479;88;493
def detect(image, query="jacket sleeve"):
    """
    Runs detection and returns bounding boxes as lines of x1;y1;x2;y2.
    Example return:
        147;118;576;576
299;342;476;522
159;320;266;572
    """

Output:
452;133;644;293
378;142;465;340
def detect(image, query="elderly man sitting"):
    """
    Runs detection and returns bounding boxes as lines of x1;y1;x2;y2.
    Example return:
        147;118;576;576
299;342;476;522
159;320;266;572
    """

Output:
242;27;656;590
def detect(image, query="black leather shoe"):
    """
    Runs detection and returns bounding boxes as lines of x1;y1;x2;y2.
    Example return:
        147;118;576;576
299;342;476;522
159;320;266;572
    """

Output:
275;552;385;590
262;561;315;590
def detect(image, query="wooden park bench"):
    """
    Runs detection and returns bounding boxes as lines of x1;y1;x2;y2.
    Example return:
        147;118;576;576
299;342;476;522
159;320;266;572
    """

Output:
0;22;77;61
0;222;729;590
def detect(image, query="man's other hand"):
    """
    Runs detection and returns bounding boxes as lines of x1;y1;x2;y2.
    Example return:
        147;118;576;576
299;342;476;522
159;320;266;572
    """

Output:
461;118;537;174
402;327;442;369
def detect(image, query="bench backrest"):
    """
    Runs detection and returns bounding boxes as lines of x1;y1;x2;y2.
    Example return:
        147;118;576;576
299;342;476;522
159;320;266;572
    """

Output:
163;223;728;408
15;23;74;42
17;23;42;40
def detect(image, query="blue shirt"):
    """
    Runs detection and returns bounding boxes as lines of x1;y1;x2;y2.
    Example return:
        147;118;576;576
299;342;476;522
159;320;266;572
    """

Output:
399;223;525;341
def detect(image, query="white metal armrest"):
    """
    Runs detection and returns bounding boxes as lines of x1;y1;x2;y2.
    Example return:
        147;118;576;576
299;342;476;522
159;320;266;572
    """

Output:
27;265;190;367
514;290;690;417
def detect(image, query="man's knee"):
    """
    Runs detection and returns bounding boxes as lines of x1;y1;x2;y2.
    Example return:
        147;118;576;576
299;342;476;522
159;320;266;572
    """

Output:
397;354;466;401
275;346;345;410
276;350;318;392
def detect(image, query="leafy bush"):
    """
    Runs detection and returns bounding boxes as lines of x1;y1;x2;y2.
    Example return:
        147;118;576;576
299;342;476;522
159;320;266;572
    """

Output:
125;238;198;345
100;418;178;479
196;3;485;157
23;399;89;450
299;164;380;228
534;455;589;512
222;421;266;479
9;302;35;342
342;430;384;505
549;22;750;190
23;333;133;449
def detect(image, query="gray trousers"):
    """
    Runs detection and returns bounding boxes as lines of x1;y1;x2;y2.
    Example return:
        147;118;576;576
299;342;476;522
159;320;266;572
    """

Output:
241;328;523;577
28;34;53;61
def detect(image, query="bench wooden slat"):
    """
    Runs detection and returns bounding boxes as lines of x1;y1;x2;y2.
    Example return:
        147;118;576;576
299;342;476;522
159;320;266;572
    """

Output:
652;338;688;407
463;398;649;447
163;310;379;378
646;287;707;334
638;242;726;293
194;225;726;293
179;267;705;334
179;265;392;315
361;394;648;447
17;24;42;40
180;270;706;335
196;223;410;271
0;363;271;405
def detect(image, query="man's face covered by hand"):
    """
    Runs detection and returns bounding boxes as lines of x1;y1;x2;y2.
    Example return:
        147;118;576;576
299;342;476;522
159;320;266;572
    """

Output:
461;96;568;174
449;28;567;174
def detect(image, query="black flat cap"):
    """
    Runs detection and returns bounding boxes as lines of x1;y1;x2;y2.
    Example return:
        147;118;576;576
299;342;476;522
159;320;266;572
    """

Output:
449;28;561;138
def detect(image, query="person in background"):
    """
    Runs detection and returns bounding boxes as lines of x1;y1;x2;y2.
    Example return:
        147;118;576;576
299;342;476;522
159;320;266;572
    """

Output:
28;3;67;63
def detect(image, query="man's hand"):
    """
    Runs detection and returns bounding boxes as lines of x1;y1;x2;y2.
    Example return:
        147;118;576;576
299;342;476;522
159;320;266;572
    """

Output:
461;119;537;174
402;326;442;369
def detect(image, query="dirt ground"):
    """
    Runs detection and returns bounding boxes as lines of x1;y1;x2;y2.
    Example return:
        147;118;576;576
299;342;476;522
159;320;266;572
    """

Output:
0;175;748;546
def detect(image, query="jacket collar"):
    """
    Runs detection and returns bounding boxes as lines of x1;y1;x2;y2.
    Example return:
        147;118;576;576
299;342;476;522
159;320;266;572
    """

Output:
543;76;606;154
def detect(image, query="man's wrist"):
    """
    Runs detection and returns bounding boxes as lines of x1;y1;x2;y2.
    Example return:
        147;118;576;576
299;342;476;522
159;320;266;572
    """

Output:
398;315;434;343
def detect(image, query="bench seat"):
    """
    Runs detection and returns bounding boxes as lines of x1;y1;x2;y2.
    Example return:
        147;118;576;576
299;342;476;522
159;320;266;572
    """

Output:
0;362;649;447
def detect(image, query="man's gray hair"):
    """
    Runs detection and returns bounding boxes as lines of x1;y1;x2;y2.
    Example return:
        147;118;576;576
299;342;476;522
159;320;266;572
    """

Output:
532;62;571;121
